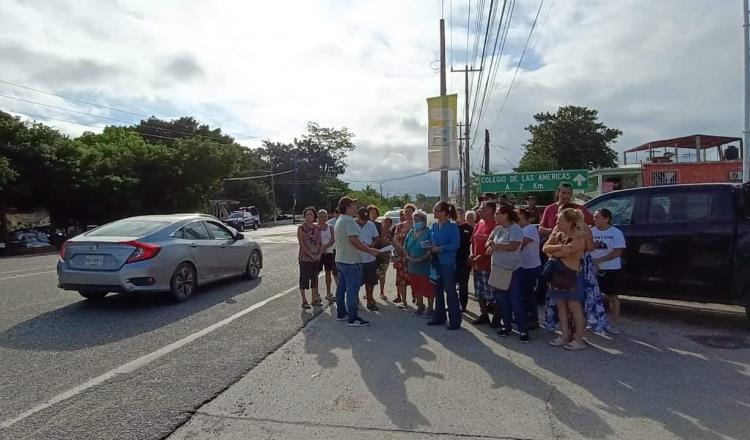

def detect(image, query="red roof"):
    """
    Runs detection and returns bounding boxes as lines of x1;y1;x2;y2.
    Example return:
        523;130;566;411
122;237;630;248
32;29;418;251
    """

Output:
624;134;740;153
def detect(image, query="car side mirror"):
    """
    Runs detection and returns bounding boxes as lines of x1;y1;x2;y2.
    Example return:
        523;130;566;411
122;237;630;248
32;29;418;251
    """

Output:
236;232;245;240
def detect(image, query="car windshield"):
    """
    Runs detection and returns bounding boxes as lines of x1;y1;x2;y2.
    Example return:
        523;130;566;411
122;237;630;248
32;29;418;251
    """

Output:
85;220;170;237
227;213;244;219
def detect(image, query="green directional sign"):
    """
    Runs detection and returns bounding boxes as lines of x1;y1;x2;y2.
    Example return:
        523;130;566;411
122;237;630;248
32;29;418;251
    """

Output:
478;169;589;193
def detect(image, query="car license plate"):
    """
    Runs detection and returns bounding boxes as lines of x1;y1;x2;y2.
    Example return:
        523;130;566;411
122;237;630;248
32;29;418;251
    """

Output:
84;255;104;266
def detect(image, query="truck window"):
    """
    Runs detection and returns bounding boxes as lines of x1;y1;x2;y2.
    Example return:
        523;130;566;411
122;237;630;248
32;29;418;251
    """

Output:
647;191;731;224
587;194;636;225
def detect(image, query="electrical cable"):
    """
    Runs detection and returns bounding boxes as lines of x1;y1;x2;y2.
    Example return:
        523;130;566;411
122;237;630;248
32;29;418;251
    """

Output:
490;0;544;131
0;78;259;139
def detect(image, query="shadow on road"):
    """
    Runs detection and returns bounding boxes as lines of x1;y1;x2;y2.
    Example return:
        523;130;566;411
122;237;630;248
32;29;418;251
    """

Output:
0;277;264;351
303;297;749;439
303;304;435;430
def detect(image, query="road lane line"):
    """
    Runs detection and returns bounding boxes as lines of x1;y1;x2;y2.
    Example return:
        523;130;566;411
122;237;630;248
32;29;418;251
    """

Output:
0;284;301;429
0;265;56;275
0;270;56;282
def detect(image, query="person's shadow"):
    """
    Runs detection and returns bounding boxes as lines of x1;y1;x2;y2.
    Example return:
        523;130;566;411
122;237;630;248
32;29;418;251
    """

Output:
528;299;750;440
431;322;614;438
303;304;437;430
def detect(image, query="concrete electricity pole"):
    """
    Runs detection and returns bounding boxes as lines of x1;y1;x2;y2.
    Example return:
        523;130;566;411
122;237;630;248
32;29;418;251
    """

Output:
743;0;750;182
484;129;490;175
439;18;449;201
452;64;482;209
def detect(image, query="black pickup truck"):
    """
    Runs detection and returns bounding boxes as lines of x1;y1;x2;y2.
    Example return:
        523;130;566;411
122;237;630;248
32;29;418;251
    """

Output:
584;183;750;317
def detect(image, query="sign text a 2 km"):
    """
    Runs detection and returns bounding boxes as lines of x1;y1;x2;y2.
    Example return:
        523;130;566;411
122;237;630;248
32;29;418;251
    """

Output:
479;169;589;193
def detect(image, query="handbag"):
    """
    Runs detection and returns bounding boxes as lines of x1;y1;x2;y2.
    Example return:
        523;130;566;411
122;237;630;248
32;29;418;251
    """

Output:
548;260;578;290
489;266;513;290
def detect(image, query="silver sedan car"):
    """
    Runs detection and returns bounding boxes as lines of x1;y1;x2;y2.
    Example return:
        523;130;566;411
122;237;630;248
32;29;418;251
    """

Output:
57;214;263;302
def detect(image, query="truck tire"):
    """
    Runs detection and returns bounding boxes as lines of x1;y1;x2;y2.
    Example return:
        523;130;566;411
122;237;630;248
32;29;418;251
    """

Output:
169;262;197;302
78;290;108;300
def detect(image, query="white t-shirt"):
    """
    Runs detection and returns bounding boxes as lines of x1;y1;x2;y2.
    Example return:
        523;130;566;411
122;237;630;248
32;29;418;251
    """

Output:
358;220;379;263
520;224;542;269
326;218;337;251
591;226;626;270
320;223;334;254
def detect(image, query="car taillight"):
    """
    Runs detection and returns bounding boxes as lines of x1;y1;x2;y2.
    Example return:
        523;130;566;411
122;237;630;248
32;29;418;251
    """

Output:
123;241;161;263
59;240;68;260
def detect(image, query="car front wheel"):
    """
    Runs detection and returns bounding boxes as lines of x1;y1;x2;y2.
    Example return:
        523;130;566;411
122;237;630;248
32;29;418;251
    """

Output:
78;290;108;300
245;250;261;280
252;221;258;230
170;263;197;302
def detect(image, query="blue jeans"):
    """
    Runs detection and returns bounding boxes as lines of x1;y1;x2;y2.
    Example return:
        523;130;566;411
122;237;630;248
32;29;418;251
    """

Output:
336;263;362;323
432;264;462;329
494;268;527;332
522;266;542;324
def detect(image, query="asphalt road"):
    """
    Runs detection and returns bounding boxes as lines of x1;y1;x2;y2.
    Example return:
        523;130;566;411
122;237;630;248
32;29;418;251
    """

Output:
1;224;749;439
0;225;312;440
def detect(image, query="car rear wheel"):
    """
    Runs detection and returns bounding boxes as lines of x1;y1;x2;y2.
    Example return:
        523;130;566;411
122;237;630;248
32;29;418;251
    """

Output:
170;263;197;302
252;221;258;230
245;250;261;280
78;290;108;300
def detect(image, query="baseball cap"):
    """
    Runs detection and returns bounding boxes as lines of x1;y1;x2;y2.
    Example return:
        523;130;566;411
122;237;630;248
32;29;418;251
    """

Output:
337;196;358;212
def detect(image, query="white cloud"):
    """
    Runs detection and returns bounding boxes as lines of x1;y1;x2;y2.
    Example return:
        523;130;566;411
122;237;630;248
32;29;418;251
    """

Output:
0;0;744;195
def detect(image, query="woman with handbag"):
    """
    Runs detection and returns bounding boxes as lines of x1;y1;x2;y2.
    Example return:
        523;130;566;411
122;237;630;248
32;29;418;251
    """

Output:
542;208;587;351
486;205;529;342
392;205;416;308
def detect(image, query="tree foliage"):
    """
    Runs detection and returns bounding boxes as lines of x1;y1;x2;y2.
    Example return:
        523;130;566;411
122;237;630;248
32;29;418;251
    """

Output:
0;155;15;188
0;113;359;228
516;106;621;172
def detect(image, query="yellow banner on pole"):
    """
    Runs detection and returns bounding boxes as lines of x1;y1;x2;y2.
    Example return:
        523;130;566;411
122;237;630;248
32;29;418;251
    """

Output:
426;94;459;171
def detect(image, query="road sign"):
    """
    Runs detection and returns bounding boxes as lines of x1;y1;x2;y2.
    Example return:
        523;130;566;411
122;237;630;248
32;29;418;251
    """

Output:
478;170;589;193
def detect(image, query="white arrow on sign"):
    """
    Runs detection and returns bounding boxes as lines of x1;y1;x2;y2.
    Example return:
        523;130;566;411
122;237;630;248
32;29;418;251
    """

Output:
573;173;587;187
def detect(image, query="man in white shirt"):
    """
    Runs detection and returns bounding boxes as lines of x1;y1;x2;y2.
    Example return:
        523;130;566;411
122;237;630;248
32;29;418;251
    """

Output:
356;207;381;311
591;208;627;326
335;198;380;327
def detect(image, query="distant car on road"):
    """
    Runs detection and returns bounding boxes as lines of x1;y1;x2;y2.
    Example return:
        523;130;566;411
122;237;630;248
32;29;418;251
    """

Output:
224;207;260;231
57;214;263;302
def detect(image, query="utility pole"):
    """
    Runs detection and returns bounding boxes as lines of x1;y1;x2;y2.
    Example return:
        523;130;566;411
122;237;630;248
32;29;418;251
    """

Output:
270;169;277;226
484;129;490;175
457;122;465;208
452;64;482;209
439;18;449;201
744;0;750;182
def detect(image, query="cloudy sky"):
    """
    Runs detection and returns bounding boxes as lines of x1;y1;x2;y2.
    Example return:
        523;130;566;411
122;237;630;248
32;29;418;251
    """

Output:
0;0;744;195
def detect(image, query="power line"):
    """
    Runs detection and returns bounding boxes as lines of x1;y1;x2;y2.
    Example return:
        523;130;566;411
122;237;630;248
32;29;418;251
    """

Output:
223;169;296;181
0;93;240;143
3;108;231;144
490;0;544;130
468;0;512;145
0;78;259;139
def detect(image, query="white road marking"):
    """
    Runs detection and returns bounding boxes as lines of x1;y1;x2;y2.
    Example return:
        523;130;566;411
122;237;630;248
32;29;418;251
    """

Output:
0;265;56;275
0;270;56;282
0;284;300;429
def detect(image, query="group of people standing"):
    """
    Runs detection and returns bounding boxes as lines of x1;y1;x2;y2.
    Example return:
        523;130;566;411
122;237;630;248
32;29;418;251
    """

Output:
297;184;626;349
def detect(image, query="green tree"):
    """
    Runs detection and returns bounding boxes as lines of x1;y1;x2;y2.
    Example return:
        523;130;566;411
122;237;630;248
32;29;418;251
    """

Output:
516;106;621;172
259;122;356;213
134;116;235;145
0;155;16;188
